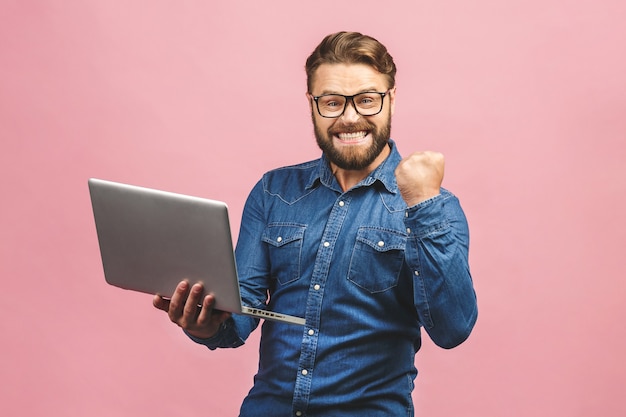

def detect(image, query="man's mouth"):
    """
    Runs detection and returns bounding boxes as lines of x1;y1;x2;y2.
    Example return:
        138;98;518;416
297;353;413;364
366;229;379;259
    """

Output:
335;131;369;143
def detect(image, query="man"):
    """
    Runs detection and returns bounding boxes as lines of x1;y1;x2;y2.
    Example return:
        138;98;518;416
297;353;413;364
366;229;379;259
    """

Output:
154;31;478;416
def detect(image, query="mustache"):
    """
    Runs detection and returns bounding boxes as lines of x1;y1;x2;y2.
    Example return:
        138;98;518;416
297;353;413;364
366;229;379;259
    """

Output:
328;121;375;134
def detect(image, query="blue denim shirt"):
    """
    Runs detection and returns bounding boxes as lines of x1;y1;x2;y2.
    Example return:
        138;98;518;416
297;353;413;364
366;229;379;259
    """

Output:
190;140;478;416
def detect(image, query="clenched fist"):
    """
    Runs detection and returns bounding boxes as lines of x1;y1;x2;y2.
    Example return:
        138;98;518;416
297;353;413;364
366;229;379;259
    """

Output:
395;151;444;207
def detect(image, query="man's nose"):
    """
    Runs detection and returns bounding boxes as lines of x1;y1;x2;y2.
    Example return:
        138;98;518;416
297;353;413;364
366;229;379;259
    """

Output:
340;98;361;123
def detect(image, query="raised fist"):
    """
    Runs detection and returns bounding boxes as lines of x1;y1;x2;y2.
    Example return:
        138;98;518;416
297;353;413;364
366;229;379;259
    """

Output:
395;151;444;206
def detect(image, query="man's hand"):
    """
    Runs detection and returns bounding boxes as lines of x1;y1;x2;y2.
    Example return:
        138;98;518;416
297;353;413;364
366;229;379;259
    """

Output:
153;280;231;339
395;151;445;207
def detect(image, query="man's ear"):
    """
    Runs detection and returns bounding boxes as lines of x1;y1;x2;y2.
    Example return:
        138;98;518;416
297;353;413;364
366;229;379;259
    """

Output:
389;86;397;116
305;92;313;111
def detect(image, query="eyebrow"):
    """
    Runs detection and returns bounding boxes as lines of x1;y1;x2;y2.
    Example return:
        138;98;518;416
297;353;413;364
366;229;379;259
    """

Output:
317;87;381;96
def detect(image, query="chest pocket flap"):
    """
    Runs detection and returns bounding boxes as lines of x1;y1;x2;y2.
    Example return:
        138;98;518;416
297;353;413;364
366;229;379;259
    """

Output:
262;223;306;247
262;223;306;285
354;227;407;252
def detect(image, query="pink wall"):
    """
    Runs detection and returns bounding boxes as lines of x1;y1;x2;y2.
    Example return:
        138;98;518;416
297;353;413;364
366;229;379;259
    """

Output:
1;1;625;416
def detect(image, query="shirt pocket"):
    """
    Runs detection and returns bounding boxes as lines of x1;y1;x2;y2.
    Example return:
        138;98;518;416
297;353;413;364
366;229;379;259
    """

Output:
348;227;407;293
262;223;306;285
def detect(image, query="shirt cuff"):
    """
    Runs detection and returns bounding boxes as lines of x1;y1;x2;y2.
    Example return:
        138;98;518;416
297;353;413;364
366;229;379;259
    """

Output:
184;317;245;350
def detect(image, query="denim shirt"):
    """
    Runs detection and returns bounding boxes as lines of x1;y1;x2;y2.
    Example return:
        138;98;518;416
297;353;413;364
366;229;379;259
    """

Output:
190;140;478;416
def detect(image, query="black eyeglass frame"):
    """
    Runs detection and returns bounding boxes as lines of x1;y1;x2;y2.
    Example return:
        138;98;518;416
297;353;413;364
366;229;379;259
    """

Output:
309;89;392;118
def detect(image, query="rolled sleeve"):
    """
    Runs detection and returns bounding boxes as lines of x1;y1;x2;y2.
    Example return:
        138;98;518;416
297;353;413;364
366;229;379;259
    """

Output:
404;189;478;349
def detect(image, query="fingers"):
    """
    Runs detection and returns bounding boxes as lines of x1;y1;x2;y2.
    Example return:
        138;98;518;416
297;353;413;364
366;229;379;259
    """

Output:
167;280;191;323
196;293;216;325
154;280;229;339
162;281;211;326
180;283;205;327
153;294;170;312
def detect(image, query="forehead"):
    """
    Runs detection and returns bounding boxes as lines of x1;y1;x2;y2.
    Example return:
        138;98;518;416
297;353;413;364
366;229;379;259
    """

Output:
310;63;387;95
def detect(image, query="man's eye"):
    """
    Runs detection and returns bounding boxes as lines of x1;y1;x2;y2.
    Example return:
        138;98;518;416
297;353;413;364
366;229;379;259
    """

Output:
322;100;341;108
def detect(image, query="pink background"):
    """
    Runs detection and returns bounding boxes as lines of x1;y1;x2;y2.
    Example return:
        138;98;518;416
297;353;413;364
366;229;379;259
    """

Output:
1;1;625;416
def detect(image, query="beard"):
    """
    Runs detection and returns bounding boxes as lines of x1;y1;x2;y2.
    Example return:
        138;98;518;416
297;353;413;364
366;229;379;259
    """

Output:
313;110;392;171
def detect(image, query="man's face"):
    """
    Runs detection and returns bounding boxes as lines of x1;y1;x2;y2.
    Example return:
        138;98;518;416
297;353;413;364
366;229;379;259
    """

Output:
308;63;396;171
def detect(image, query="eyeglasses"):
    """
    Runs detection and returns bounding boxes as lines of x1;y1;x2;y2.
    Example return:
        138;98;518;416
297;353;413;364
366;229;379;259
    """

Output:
309;89;391;118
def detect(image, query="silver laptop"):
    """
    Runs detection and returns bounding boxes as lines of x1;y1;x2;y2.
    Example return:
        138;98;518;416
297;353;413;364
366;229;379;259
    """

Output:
88;178;305;326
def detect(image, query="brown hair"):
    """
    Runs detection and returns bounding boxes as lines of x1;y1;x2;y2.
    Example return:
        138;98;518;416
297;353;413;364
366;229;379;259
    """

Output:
305;31;397;92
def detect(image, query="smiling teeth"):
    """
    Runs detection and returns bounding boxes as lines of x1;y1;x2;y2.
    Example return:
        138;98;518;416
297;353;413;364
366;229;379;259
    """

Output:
338;131;366;139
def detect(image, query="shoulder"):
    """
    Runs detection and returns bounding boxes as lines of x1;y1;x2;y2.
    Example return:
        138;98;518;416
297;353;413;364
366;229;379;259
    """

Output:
260;158;322;203
262;158;320;188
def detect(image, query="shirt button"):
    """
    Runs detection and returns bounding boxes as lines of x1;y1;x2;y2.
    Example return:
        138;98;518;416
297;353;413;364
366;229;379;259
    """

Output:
277;236;283;243
338;201;345;207
377;241;385;247
406;227;411;234
414;270;420;276
301;369;308;376
323;241;330;247
308;329;314;336
296;412;302;416
314;284;320;290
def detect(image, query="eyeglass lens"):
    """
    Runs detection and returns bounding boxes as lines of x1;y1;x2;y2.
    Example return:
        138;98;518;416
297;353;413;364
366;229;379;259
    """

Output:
317;92;385;117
